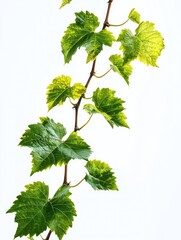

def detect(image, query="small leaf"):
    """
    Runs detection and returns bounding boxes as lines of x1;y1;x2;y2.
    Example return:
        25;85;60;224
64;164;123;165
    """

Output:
128;8;141;24
136;21;165;66
61;11;99;63
85;160;118;190
60;0;72;9
46;75;72;111
46;185;76;240
85;88;129;128
84;29;116;63
19;117;91;175
7;182;49;238
71;83;86;99
46;75;85;110
109;54;133;84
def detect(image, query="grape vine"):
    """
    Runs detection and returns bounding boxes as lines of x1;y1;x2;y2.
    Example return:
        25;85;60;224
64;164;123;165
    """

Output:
7;1;164;239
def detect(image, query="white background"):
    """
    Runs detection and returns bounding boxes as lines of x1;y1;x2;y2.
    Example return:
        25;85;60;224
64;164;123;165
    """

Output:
1;0;181;239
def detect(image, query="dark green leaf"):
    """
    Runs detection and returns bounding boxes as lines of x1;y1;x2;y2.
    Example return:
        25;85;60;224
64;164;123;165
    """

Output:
7;182;49;238
46;185;76;240
128;8;141;24
85;160;118;190
84;88;129;128
19;117;91;175
46;75;85;110
109;54;133;84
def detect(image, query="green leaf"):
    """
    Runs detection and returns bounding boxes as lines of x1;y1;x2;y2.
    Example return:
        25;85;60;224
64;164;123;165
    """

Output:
46;75;86;111
60;0;72;9
117;29;141;63
85;160;118;190
59;132;92;160
61;11;115;63
71;82;86;99
19;117;91;175
7;183;76;240
46;185;76;240
117;22;164;66
135;21;165;66
84;29;116;63
61;11;99;63
128;8;141;24
7;182;49;238
84;88;129;128
109;54;133;84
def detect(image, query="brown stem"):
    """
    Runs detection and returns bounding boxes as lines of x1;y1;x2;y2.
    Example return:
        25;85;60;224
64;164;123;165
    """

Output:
63;164;68;185
44;230;52;240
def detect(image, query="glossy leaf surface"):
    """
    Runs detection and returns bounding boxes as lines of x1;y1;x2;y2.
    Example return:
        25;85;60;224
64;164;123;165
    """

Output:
19;117;91;175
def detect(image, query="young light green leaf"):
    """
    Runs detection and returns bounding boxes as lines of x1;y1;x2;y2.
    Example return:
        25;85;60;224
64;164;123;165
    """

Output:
19;117;91;175
60;0;72;9
128;8;141;24
117;21;164;66
85;160;118;190
46;75;86;111
71;82;86;99
84;29;116;63
117;29;141;63
109;54;133;84
61;11;99;63
7;182;49;238
135;21;165;66
46;185;76;240
84;88;129;128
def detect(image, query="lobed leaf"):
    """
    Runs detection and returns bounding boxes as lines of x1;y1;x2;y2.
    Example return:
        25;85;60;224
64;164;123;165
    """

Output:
7;182;76;240
46;75;85;111
19;117;91;175
109;54;133;84
135;21;165;66
7;182;49;238
46;185;77;240
117;21;164;66
61;11;115;63
128;8;141;24
85;160;118;190
84;88;129;128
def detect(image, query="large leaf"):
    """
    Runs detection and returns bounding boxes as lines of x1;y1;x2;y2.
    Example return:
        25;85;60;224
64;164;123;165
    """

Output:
46;185;76;240
19;117;91;175
84;88;129;128
7;182;76;240
7;182;49;238
46;75;85;111
61;11;115;63
109;54;133;84
117;21;164;66
85;160;118;190
128;8;141;24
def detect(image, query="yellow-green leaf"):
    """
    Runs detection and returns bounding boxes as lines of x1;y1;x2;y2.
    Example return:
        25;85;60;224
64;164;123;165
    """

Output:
128;8;141;24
